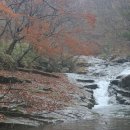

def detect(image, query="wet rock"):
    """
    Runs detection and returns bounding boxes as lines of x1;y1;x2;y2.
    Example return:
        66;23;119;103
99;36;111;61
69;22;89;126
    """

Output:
113;58;128;64
108;85;116;97
116;94;130;105
116;75;123;79
88;100;96;109
76;62;90;67
0;107;58;127
119;75;130;91
80;96;87;101
87;98;95;108
0;76;22;84
84;84;98;89
76;58;88;67
80;103;89;108
116;88;130;97
126;56;130;61
76;79;94;83
108;74;130;105
92;72;106;77
110;79;119;86
0;76;31;84
86;103;94;109
61;67;69;73
85;89;93;94
53;106;96;120
0;117;40;127
75;67;87;74
73;57;88;74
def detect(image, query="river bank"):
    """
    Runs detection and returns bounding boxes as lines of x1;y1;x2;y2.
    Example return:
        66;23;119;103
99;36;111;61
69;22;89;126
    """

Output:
0;56;130;129
0;61;95;127
1;105;130;130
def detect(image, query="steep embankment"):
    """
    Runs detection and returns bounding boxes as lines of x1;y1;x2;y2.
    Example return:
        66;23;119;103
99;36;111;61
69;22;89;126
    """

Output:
73;0;130;55
0;56;130;128
0;69;94;126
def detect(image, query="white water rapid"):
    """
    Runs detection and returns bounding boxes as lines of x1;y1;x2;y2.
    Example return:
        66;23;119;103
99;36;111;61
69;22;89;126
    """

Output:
67;56;130;109
94;80;110;108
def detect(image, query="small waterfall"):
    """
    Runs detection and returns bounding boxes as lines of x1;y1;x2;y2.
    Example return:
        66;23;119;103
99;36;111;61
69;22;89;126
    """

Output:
94;80;110;108
67;56;130;109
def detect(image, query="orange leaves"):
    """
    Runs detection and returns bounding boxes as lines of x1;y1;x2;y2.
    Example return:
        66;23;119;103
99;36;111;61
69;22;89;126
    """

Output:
0;0;98;58
80;41;100;55
63;35;80;53
83;13;96;28
0;70;76;112
23;19;50;44
63;34;100;56
23;19;63;57
0;2;18;18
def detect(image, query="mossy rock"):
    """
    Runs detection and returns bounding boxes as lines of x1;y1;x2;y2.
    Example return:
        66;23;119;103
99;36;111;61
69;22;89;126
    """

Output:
74;66;87;74
0;52;16;70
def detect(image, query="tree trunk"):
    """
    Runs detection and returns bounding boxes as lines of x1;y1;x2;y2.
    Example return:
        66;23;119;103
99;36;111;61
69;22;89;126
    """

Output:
17;46;32;66
6;40;17;55
17;67;60;78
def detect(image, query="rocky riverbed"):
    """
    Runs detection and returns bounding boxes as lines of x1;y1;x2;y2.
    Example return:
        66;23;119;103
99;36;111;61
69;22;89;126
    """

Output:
0;56;130;129
0;57;97;128
67;56;130;108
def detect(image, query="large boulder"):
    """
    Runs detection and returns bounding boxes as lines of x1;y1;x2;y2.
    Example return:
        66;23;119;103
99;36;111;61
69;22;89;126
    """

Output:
110;79;119;86
119;75;130;91
108;74;130;105
112;57;128;64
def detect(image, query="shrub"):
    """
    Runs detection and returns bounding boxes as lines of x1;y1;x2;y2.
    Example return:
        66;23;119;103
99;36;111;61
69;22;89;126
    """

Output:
0;52;16;70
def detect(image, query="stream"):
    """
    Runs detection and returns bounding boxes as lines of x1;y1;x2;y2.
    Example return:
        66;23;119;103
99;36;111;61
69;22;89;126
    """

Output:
1;56;130;130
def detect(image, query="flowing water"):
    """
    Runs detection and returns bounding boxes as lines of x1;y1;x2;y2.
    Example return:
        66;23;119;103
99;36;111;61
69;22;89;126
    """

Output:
40;56;130;130
94;80;110;108
50;56;130;130
1;57;130;130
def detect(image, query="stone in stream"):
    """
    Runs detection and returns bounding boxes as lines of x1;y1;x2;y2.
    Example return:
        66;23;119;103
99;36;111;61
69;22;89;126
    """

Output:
76;79;95;83
80;96;87;101
113;58;129;64
84;84;98;89
108;74;130;105
85;89;93;94
119;75;130;91
116;75;123;79
116;94;130;105
110;79;119;86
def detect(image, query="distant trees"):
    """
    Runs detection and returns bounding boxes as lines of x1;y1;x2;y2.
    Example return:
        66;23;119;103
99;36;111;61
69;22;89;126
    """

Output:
119;1;130;41
0;0;99;71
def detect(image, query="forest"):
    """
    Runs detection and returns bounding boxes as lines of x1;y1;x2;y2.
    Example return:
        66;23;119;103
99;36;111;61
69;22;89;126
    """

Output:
0;0;130;130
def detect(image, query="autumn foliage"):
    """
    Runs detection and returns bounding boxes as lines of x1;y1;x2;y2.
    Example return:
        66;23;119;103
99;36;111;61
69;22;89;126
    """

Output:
0;0;99;121
0;69;82;113
0;0;99;59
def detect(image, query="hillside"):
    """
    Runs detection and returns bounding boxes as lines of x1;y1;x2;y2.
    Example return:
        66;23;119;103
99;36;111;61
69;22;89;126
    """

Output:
72;0;130;56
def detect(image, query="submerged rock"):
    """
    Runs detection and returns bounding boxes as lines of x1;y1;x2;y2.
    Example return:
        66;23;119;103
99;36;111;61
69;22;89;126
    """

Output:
76;79;94;83
110;79;119;86
112;58;129;64
84;84;98;89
